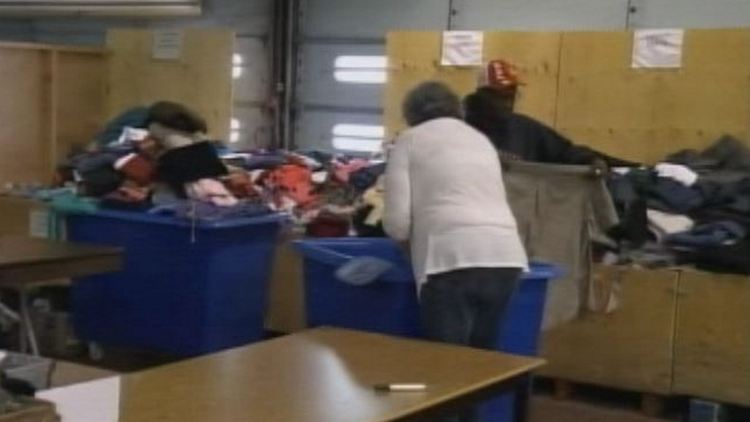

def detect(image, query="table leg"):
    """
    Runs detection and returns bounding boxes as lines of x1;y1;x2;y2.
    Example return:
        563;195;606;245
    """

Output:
513;375;532;422
19;289;39;356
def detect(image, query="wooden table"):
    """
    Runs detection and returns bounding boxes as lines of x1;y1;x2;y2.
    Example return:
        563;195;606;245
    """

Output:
118;328;544;422
0;236;122;354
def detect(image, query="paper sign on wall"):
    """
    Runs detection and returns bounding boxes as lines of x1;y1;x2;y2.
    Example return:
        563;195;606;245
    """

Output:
29;210;49;239
632;29;684;69
441;31;484;66
152;29;184;60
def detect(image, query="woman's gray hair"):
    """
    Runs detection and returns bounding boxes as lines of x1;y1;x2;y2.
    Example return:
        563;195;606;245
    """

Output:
402;81;462;127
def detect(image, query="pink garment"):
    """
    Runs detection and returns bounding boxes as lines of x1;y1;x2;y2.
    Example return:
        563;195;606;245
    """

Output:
185;178;238;207
333;159;369;183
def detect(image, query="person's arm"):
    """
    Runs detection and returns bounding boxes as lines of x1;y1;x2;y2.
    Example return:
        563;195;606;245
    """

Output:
383;134;412;241
514;114;639;167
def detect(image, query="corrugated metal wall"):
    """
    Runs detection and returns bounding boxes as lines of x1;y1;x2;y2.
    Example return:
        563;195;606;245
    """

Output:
295;0;451;153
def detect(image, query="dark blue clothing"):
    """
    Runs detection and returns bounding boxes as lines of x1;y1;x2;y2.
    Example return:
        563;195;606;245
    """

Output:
666;221;746;248
93;107;149;147
349;163;386;192
150;200;272;221
420;267;521;422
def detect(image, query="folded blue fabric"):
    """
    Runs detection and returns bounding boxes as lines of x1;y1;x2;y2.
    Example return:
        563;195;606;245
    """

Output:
335;256;393;286
666;221;746;248
150;200;272;221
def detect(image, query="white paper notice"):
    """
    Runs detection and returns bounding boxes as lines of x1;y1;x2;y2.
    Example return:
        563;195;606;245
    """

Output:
29;209;49;238
38;376;121;422
441;31;484;66
152;29;184;60
632;29;684;69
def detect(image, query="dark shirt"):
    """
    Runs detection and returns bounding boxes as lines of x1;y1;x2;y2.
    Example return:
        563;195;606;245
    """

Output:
484;113;638;167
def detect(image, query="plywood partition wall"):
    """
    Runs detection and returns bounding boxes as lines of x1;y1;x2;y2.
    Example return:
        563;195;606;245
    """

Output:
384;31;561;139
385;29;750;164
557;29;750;163
106;29;234;141
56;52;107;162
0;43;106;185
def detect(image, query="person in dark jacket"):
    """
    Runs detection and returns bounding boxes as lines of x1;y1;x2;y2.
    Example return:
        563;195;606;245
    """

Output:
464;86;638;167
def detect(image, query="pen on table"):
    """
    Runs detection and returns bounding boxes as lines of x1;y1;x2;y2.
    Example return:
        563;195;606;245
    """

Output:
373;383;427;392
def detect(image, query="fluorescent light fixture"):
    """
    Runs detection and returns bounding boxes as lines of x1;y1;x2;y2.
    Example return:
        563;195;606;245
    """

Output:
334;70;386;84
333;124;385;138
333;137;383;153
334;55;387;69
334;55;387;84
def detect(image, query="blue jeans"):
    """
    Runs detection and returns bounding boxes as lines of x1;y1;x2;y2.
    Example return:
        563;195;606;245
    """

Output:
420;267;522;422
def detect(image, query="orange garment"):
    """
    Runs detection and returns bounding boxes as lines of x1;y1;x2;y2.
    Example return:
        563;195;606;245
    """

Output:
266;164;316;207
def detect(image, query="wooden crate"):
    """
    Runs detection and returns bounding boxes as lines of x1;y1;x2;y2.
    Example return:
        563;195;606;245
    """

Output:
0;197;48;237
539;265;680;394
265;232;306;334
672;270;750;406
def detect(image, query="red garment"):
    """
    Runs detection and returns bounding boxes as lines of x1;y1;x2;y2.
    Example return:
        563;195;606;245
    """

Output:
223;172;257;198
265;164;316;207
306;213;350;237
106;185;150;203
115;153;156;186
332;159;369;183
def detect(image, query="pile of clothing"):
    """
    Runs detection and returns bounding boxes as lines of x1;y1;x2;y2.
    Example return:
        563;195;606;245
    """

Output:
604;135;750;275
48;101;271;221
216;150;387;237
4;101;389;234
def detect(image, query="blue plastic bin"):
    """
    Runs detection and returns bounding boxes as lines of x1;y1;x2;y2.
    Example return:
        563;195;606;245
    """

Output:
67;209;287;356
294;237;560;422
295;238;419;337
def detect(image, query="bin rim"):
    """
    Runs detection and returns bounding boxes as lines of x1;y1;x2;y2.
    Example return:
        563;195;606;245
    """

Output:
293;238;413;283
294;238;563;283
524;261;563;281
67;208;290;228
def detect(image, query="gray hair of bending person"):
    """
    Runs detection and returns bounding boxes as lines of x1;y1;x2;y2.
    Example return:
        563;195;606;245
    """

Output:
402;81;462;127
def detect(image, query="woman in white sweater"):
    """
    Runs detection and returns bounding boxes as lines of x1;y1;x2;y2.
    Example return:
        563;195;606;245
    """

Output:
384;81;528;355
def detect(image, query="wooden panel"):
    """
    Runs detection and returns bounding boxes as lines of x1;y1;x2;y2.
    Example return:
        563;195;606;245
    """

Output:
556;29;750;164
556;31;662;163
387;29;750;164
0;44;105;184
384;31;561;138
384;32;478;138
56;52;107;160
106;29;234;140
539;266;680;394
265;234;307;333
0;48;50;184
673;271;750;406
0;197;46;236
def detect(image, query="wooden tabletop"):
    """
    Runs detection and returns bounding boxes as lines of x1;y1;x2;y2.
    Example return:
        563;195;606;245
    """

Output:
0;236;122;284
119;328;544;422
